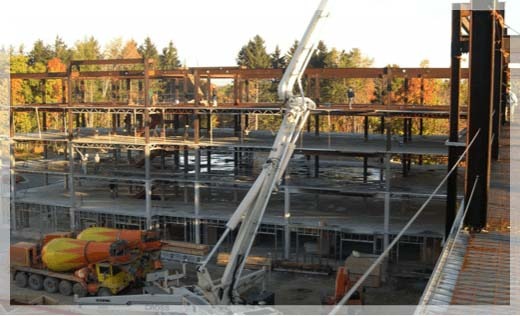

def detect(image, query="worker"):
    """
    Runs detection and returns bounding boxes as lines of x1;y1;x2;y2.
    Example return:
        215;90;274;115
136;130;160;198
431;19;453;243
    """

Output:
94;153;100;174
508;88;518;123
347;87;355;110
212;91;218;107
81;153;89;175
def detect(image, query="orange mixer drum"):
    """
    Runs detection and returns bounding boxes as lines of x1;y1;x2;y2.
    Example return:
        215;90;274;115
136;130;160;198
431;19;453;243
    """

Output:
77;227;161;251
41;238;128;272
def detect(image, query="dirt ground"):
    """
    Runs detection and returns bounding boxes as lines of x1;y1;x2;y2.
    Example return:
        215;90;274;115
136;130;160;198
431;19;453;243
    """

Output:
10;259;427;306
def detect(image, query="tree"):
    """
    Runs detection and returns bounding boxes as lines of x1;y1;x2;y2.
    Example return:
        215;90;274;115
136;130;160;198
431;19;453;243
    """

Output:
122;39;141;59
73;36;101;60
284;40;299;65
28;40;53;66
53;36;72;64
138;37;159;64
236;35;270;69
310;41;328;68
103;37;123;60
270;45;286;69
160;41;181;69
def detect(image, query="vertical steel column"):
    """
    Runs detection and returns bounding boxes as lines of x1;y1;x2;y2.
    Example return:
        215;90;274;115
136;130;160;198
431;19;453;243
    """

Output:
145;145;152;229
193;110;200;144
364;116;369;141
194;148;201;244
465;0;496;229
383;123;392;282
491;7;505;160
284;174;291;260
67;65;76;231
500;30;509;126
447;7;463;237
144;59;152;229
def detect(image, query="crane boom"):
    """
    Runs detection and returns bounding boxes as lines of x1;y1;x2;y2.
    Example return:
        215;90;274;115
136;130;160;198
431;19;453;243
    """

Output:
197;0;329;305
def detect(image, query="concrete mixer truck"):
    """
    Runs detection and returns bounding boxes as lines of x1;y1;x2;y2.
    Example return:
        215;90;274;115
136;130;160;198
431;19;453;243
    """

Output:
10;232;137;297
76;227;163;280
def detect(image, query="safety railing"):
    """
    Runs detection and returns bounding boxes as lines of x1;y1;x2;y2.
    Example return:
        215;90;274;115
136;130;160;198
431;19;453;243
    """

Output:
329;129;481;315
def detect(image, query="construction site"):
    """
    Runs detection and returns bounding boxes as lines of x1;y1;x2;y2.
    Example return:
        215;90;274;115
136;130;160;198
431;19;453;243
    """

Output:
4;0;520;313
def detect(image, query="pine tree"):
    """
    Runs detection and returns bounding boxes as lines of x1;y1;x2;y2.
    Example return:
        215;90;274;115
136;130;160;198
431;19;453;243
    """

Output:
284;40;299;65
160;41;181;70
28;40;53;66
138;37;159;64
310;41;328;68
236;35;270;69
270;46;286;69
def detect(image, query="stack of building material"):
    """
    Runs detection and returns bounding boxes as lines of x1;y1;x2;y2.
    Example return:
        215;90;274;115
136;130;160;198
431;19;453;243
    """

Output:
217;253;272;270
161;240;209;256
344;252;382;288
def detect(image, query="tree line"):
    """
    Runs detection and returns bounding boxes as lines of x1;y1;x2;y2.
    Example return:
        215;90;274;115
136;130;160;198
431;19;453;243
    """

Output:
7;35;459;135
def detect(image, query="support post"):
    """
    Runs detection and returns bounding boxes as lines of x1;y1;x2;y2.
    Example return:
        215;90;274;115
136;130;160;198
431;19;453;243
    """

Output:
193;110;200;144
145;145;152;229
194;148;201;244
491;8;504;160
284;174;291;260
465;0;496;229
364;116;369;141
447;6;463;238
383;123;392;282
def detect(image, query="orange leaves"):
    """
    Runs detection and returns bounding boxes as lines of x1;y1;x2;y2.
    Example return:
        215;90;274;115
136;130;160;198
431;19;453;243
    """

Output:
47;57;66;72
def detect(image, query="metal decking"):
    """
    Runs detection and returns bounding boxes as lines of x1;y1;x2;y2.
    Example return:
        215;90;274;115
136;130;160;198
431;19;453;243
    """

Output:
418;125;516;314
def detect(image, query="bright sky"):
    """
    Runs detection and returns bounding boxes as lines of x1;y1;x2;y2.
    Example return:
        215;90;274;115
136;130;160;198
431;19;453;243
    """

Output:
1;0;519;68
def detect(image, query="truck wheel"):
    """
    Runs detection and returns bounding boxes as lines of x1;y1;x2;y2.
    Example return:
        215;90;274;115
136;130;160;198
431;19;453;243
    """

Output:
97;288;112;297
72;283;87;297
58;280;72;296
15;273;28;288
28;274;43;291
43;277;58;293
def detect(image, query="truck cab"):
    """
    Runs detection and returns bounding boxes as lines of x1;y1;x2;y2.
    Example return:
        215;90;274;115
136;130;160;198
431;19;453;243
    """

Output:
94;263;133;295
10;242;41;269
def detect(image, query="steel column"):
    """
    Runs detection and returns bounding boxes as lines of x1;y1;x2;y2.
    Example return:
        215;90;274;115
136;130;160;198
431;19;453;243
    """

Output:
491;8;504;160
465;0;496;229
446;6;463;237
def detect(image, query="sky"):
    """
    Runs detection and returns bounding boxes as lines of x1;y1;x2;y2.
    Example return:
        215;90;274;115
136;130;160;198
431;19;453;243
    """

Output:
1;0;519;68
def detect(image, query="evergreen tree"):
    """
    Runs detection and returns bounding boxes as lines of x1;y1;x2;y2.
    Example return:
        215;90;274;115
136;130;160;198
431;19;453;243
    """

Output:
236;35;270;69
28;40;53;66
310;41;328;68
270;45;286;69
53;36;72;64
138;37;159;64
160;41;181;69
284;40;299;65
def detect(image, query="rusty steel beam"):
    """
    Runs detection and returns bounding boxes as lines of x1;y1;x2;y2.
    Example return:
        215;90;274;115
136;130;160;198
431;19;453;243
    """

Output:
11;67;470;81
71;58;144;65
10;72;68;79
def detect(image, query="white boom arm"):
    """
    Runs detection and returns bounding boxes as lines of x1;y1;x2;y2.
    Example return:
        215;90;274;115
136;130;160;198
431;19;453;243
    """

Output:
197;0;329;305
